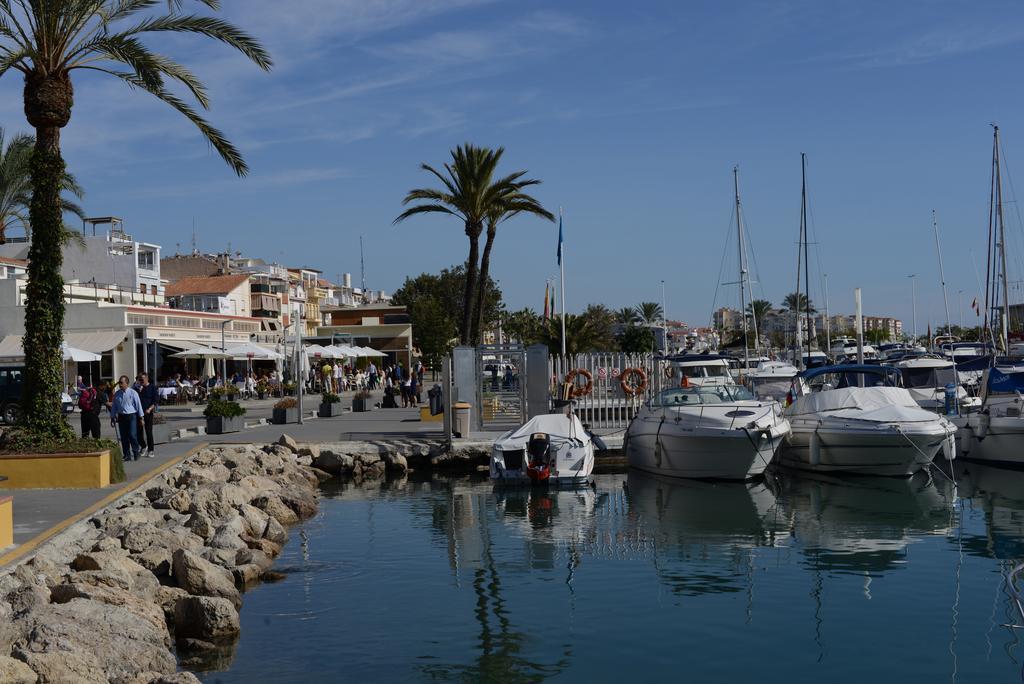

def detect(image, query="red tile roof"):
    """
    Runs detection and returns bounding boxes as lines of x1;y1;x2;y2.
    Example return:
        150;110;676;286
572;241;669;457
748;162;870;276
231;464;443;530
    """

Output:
0;256;27;267
165;274;249;297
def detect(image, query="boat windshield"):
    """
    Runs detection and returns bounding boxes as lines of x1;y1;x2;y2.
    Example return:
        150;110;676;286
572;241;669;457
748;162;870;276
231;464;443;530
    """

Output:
654;385;755;406
679;364;731;379
747;378;792;402
901;366;957;389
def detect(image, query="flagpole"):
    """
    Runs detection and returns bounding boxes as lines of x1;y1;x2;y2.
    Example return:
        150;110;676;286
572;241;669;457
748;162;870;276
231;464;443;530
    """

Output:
558;208;566;356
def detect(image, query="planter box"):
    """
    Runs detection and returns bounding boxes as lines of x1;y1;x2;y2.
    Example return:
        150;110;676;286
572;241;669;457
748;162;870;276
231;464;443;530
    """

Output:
352;398;372;413
206;416;243;434
0;496;11;548
272;408;299;424
0;450;110;489
318;402;343;418
151;422;173;445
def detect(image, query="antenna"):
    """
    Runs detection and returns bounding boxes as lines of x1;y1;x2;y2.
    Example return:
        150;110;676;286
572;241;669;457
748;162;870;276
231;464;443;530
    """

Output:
191;218;197;255
360;235;366;292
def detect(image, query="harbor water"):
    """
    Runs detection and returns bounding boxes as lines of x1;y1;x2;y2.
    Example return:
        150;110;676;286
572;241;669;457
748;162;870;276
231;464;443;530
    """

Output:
198;463;1024;683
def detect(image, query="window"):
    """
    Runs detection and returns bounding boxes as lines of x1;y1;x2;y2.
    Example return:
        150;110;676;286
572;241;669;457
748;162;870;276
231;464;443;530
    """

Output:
137;251;155;269
140;283;146;294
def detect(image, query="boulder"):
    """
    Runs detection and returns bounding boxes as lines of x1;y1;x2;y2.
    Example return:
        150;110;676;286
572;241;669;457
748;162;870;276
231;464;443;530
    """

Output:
233;474;282;499
70;551;158;601
236;503;270;538
277;433;299;453
382;452;409;474
171;549;241;608
13;598;176;683
186;511;215;541
92;507;166;536
152;489;191;514
121;523;204;556
156;585;189;625
134;547;172;576
251;494;299;525
298;444;320;459
234;548;273;572
232;563;263;586
177;464;232;489
188;489;236;523
145;484;175;503
50;577;167;638
256;449;288;473
147;673;202;684
208;526;247;552
173;595;240;642
201;547;240;570
361;460;387;480
263;516;288;545
90;536;123;553
307;466;334;483
0;655;37;684
277;487;319;520
313;449;354;474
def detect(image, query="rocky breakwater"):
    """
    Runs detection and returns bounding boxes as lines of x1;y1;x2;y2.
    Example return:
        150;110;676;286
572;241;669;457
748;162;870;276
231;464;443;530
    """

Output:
0;436;328;684
307;439;492;479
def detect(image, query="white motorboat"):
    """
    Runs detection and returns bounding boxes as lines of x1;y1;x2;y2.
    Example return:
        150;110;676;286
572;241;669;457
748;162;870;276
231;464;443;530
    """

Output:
625;383;790;481
746;361;799;402
959;366;1024;467
780;365;958;476
490;412;595;486
663;353;736;387
829;336;879;361
894;355;979;412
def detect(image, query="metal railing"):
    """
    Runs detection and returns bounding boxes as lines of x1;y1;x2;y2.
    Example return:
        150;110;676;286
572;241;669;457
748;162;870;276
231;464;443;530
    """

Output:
549;352;659;429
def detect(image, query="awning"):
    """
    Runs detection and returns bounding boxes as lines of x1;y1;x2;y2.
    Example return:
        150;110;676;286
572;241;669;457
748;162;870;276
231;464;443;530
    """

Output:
65;331;128;354
0;335;22;358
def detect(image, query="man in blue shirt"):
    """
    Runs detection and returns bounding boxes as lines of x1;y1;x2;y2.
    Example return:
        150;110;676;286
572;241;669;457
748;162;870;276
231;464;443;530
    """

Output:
110;374;142;461
135;373;158;458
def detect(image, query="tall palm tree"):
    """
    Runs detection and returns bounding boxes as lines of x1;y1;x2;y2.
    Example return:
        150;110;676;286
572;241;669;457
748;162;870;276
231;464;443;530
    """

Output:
615;307;639;326
0;2;271;439
0;128;85;244
782;292;816;314
473;187;553;343
745;299;772;335
635;301;664;325
396;144;533;345
537;313;606;355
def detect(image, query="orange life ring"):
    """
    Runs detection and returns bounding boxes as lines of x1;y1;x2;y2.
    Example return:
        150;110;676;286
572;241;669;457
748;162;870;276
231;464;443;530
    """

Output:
564;368;594;398
664;365;675;379
620;367;648;396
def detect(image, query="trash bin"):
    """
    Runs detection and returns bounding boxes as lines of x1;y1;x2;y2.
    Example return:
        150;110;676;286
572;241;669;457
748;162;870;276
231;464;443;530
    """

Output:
428;384;443;416
454;402;472;438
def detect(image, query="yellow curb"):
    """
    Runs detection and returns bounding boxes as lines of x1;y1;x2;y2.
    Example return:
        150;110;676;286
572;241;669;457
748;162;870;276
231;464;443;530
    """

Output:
0;442;209;569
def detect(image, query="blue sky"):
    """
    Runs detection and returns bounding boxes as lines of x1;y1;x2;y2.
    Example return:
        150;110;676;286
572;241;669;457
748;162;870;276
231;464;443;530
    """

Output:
2;0;1024;330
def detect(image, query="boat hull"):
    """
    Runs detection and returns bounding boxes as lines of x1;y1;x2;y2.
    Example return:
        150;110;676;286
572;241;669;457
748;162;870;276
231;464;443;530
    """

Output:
780;420;952;476
626;421;787;481
958;414;1024;468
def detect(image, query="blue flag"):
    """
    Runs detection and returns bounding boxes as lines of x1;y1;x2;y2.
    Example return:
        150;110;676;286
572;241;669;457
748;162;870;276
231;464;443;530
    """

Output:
556;214;563;266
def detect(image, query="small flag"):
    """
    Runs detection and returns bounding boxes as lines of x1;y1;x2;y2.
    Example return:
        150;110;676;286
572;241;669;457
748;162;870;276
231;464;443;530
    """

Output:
927;322;932;341
550;287;556;317
556;214;563;267
543;282;550;320
972;297;980;316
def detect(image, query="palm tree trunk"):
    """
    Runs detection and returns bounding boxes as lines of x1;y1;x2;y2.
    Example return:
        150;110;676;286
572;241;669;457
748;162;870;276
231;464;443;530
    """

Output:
462;222;481;345
473;225;496;345
21;126;71;439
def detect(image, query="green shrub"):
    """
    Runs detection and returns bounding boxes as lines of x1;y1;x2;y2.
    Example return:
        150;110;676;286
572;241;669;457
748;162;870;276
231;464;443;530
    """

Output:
322;393;341;404
203;399;246;419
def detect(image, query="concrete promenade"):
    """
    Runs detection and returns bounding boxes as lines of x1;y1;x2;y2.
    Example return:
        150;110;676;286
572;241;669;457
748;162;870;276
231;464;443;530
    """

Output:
0;389;441;567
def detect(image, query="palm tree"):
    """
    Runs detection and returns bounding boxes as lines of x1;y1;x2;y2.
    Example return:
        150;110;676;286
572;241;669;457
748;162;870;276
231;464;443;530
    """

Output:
396;144;534;345
783;292;816;314
0;2;271;439
635;301;664;325
745;299;772;334
473;179;553;342
615;307;639;326
537;313;607;355
0;128;85;244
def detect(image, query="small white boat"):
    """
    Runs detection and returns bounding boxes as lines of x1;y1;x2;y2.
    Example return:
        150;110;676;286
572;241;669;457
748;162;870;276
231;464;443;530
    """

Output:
625;383;790;481
781;365;958;476
894;355;979;412
663;353;737;387
490;413;595;486
959;366;1024;467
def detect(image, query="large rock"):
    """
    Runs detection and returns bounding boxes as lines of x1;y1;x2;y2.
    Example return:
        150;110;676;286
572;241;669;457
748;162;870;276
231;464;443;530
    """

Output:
186;511;215;541
383;452;409;474
234;548;273;573
121;522;204;556
251;494;299;525
0;655;36;683
176;464;232;489
50;575;167;638
152;489;191;514
70;551;158;601
146;673;202;684
171;549;241;608
14;598;176;683
156;585;189;626
297;444;320;459
236;503;270;538
263;516;288;545
188;488;237;523
277;433;299;453
173;595;240;643
92;507;167;536
314;449;354;474
276;487;318;520
233;474;282;499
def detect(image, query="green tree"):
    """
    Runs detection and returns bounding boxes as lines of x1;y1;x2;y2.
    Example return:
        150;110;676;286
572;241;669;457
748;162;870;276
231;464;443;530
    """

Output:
783;292;816;314
580;304;617;349
537;313;608;355
396;144;535;346
635;301;663;325
618;325;655;353
504;308;542;345
745;299;772;335
0;2;271;439
0;128;86;245
615;307;639;326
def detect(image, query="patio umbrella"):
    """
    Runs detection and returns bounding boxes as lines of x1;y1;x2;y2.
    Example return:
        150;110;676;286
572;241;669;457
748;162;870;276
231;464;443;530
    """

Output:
223;342;284;360
61;343;101;363
303;344;331;358
356;346;386;357
169;345;231;359
327;344;358;358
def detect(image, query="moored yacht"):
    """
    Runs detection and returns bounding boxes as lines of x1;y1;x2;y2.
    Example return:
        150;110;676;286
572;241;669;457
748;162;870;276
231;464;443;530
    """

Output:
780;365;957;476
663;353;736;387
894;355;979;412
746;360;799;402
959;366;1024;467
490;412;596;486
625;382;790;481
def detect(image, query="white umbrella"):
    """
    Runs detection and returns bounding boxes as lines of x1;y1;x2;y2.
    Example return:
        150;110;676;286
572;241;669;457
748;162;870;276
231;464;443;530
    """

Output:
223;342;284;360
303;344;333;358
62;343;100;363
327;344;358;358
357;346;386;357
170;345;231;359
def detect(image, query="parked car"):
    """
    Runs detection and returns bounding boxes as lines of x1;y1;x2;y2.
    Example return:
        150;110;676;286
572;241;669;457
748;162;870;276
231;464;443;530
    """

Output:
0;365;74;424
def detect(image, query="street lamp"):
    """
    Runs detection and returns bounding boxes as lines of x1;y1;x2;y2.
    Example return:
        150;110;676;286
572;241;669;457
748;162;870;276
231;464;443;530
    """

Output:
907;275;917;343
219;319;230;384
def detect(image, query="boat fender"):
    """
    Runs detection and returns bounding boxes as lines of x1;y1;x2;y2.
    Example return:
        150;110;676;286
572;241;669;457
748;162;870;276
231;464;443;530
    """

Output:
564;369;594;398
809;430;821;466
972;413;990;442
941;432;956;463
588;431;609;452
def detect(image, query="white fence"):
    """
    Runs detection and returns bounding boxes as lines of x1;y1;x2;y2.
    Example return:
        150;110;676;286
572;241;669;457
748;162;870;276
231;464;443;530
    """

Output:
549;352;661;430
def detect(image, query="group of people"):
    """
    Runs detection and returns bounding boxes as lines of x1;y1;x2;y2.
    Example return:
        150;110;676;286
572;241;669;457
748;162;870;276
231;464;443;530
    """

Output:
75;373;159;462
379;361;426;408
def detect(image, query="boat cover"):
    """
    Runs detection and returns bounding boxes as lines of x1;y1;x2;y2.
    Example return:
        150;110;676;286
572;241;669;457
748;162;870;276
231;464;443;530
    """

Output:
987;367;1024;394
496;414;588;446
789;386;938;423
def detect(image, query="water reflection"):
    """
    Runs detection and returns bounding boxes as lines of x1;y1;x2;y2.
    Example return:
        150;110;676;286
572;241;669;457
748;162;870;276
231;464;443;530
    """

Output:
956;461;1024;560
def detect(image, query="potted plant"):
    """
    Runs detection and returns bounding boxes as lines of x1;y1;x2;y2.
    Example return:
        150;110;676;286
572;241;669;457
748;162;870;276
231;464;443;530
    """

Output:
150;412;172;445
204;398;246;434
282;381;296;397
256;379;269;400
352;389;372;413
319;392;343;418
272;397;299;424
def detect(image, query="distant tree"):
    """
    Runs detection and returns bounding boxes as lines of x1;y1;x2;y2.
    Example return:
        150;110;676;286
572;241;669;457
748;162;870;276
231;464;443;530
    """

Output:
504;308;542;345
618;324;655;353
635;301;664;325
865;329;887;345
615;307;640;326
537;313;608;355
581;304;617;349
745;299;772;335
783;292;816;314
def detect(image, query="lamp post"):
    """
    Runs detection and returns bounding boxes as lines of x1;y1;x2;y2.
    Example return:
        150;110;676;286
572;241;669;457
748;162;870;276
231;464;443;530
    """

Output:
219;319;230;384
661;279;667;353
907;274;917;343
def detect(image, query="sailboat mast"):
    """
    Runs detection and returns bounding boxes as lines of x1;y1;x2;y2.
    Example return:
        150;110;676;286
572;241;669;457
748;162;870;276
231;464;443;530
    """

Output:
984;127;998;350
995;127;1011;351
802;153;812;367
734;166;750;369
794;157;804;370
932;210;953;337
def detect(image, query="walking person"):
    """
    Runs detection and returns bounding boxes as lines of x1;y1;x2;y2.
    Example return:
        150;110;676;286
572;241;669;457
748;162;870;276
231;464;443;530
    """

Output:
135;373;158;458
77;379;102;439
110;375;142;461
409;371;418;407
368;361;378;390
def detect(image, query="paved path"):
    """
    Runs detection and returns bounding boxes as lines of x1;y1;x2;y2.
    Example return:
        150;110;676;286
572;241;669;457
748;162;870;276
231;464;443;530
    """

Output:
0;392;442;567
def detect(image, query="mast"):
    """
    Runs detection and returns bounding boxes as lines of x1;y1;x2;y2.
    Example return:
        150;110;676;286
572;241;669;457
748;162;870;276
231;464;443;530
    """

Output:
801;153;812;367
794;156;804;370
734;166;750;370
995;127;1011;351
932;210;953;338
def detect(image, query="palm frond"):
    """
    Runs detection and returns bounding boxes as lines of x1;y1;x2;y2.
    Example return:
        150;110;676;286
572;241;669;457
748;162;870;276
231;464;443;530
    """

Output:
393;204;459;224
114;14;271;70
